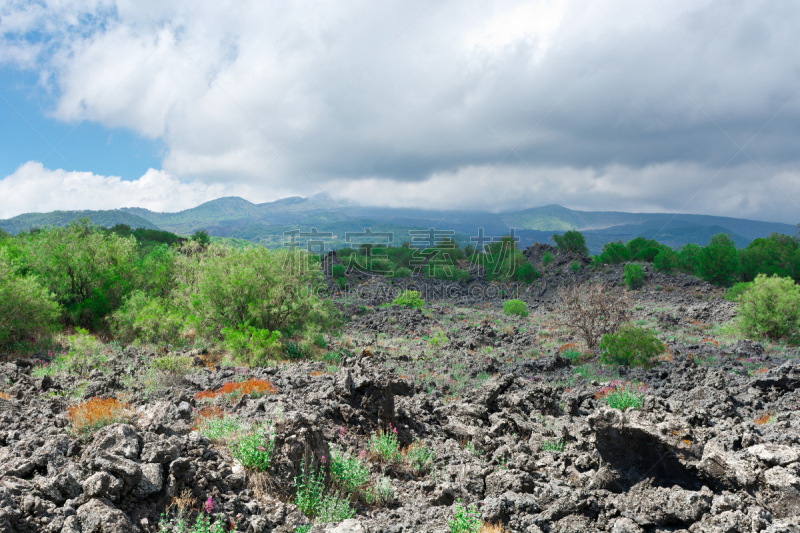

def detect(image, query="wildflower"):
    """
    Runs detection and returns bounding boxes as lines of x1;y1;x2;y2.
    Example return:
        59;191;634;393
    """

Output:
204;497;213;513
257;446;265;452
359;450;367;460
321;455;327;464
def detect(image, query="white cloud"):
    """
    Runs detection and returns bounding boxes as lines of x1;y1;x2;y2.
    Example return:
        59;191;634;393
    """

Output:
1;0;800;222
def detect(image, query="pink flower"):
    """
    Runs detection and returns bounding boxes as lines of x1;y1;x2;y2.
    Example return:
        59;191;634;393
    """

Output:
204;497;213;513
359;450;367;460
321;456;327;464
257;446;265;452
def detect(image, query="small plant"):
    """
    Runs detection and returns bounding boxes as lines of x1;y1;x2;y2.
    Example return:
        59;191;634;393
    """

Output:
64;328;107;376
542;252;553;267
331;264;347;278
312;333;327;349
157;496;229;533
317;493;356;523
294;526;312;533
540;438;566;452
448;499;482;533
429;329;448;348
284;341;309;360
337;277;347;290
369;424;402;463
329;446;370;493
392;290;424;309
405;439;435;475
194;409;242;442
502;299;528;317
152;354;194;376
68;397;133;437
624;263;645;290
725;281;752;302
571;261;580;273
655;285;664;291
364;475;394;506
754;413;775;425
462;440;482;456
295;462;326;519
596;381;646;410
232;423;275;472
599;325;664;367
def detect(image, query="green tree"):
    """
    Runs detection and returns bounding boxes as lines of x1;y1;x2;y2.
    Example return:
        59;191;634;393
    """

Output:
653;248;678;273
552;230;589;255
0;251;60;346
740;233;800;282
191;229;211;246
677;243;702;274
596;241;631;264
697;234;740;286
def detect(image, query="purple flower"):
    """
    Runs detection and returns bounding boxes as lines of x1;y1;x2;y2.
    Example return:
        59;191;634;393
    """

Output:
204;497;213;513
321;455;327;464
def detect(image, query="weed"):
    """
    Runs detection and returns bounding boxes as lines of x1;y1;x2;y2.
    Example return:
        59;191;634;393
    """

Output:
393;290;424;309
503;299;528;317
364;474;395;506
294;527;312;533
429;329;448;348
405;439;435;475
329;445;370;493
194;409;241;442
284;341;309;360
540;438;566;452
596;381;646;410
152;354;194;376
68;397;133;438
448;499;482;533
317;493;356;523
368;424;402;463
295;463;326;519
232;423;275;472
599;325;664;367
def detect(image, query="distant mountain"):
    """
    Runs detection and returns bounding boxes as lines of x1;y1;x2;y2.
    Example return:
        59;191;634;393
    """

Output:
10;196;799;253
0;210;160;235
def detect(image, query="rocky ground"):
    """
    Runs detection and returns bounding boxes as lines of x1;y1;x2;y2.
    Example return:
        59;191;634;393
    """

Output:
1;246;800;533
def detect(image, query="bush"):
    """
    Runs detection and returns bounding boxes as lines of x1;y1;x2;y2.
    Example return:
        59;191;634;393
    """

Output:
596;241;630;265
503;299;528;317
64;328;107;376
0;255;60;347
222;324;282;366
180;245;337;338
513;261;540;283
329;445;370;493
337;276;347;289
232;423;275;472
571;261;580;273
392;267;412;278
152;354;194;376
542;252;553;266
331;264;346;278
393;290;424;308
556;283;631;349
68;398;133;438
736;274;800;342
295;463;326;518
405;440;435;475
596;381;645;410
369;423;401;463
599;325;664;367
624;263;645;290
112;291;188;347
552;231;588;255
448;500;482;533
725;282;753;302
697;234;740;287
20;221;138;327
653;249;678;273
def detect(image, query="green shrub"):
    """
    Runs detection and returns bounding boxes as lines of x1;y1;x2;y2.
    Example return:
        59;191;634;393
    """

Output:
552;231;589;255
736;274;800;342
64;328;107;376
284;341;309;360
112;291;188;347
0;255;60;347
196;412;242;442
725;282;753;302
295;463;326;519
542;252;553;266
571;261;580;273
513;261;540;283
633;246;660;262
597;381;646;410
152;354;194;376
596;241;631;264
653;249;678;273
740;233;800;283
503;299;528;317
697;234;740;287
180;246;338;338
448;499;481;533
232;423;275;472
317;494;355;523
222;324;282;366
19;221;138;327
364;476;395;506
624;264;645;290
337;277;347;289
369;424;402;463
392;267;412;278
393;290;424;308
428;330;447;348
599;325;664;367
331;264;346;278
540;438;566;452
329;445;370;493
405;439;435;475
677;243;702;274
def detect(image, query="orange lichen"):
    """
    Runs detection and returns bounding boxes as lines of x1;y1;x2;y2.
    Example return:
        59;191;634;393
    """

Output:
558;343;577;353
0;392;10;400
194;378;277;401
754;367;769;375
754;413;774;425
68;398;132;435
480;523;509;533
701;338;719;346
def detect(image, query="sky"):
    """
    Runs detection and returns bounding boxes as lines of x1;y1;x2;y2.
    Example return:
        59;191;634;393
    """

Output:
1;0;799;222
